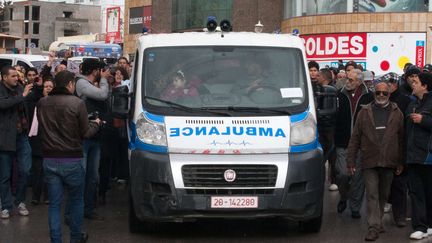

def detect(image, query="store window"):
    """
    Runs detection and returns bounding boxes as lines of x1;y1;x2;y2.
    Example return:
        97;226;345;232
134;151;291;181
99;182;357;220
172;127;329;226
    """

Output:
306;0;348;15
172;0;233;31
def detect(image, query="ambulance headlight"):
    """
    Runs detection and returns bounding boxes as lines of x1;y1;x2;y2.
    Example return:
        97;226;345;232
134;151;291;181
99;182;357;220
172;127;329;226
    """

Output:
136;113;167;146
290;114;316;145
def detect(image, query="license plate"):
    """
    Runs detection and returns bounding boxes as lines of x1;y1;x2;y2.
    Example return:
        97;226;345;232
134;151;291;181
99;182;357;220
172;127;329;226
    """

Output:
210;196;258;208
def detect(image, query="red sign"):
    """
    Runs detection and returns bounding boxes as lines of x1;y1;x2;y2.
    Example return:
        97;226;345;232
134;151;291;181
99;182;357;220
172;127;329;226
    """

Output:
143;6;152;30
415;40;425;68
105;7;122;43
301;33;367;60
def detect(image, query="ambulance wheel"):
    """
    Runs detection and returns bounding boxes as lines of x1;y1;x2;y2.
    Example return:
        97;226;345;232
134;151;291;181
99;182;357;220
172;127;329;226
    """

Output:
129;193;143;233
299;202;323;233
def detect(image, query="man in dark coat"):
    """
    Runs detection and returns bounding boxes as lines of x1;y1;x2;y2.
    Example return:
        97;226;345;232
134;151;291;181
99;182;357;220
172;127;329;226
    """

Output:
405;72;432;240
347;81;405;241
380;72;412;228
0;66;33;219
37;70;101;243
334;68;374;219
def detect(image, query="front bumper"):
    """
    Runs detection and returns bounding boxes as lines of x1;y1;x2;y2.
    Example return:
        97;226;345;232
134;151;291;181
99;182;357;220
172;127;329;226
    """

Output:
129;149;324;222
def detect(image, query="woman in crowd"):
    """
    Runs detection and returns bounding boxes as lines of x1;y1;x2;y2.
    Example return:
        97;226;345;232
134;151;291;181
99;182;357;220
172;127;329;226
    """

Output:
98;66;130;204
29;78;54;205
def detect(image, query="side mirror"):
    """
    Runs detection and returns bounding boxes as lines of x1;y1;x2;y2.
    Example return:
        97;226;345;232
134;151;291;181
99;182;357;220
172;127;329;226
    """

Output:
315;85;337;117
111;85;129;119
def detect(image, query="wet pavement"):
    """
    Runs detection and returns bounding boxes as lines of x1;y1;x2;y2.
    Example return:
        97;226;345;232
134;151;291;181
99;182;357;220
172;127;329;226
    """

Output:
0;182;430;243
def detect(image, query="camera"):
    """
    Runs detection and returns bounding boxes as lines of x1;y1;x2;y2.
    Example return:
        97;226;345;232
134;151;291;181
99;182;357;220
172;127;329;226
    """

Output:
88;111;100;121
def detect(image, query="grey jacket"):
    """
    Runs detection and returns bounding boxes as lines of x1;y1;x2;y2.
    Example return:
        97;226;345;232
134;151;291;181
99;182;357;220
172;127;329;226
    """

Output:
75;75;109;101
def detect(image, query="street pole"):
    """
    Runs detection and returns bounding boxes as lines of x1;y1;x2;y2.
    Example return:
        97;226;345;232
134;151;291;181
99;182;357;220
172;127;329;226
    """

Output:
429;25;432;64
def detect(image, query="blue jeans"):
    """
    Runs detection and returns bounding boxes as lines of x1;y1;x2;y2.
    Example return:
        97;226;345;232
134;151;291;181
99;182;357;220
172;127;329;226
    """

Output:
0;133;32;211
83;139;100;216
15;134;32;204
44;158;85;243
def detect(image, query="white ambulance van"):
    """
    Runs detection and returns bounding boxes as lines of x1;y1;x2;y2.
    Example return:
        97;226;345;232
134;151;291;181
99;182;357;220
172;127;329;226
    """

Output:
113;26;335;233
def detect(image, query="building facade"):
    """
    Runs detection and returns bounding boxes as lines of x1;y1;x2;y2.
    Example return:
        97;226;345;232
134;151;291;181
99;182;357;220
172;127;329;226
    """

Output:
1;0;100;51
124;0;432;74
282;0;432;74
124;0;283;57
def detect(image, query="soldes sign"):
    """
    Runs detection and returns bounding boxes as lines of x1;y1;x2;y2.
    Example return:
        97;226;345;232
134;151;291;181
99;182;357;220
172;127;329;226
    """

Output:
301;33;367;60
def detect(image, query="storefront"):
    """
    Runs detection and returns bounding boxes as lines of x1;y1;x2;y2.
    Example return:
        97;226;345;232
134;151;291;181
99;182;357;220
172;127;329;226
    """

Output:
282;0;432;73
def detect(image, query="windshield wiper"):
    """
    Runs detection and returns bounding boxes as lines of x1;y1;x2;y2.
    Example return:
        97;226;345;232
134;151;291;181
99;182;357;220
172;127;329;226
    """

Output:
203;106;291;115
143;96;231;116
230;107;291;115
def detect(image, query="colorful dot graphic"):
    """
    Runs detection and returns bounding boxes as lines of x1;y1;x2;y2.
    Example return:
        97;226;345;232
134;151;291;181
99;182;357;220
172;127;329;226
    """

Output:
380;60;390;71
398;56;410;70
372;46;378;52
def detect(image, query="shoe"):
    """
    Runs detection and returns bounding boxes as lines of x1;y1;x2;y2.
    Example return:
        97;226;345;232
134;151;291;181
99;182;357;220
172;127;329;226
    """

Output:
116;179;126;184
365;229;379;241
383;203;391;213
428;228;432;236
64;216;70;226
78;232;89;243
84;212;105;221
351;211;361;219
378;226;385;233
17;203;29;216
395;220;407;228
71;232;89;243
410;231;428;240
98;194;106;206
337;200;347;213
1;209;10;219
30;199;39;206
329;184;338;191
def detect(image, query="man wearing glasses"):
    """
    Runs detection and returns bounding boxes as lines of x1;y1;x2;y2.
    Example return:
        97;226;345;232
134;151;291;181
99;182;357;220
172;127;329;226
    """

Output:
347;81;405;241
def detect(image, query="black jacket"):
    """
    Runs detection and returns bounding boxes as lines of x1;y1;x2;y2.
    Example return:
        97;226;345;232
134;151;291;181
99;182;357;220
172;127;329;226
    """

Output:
390;88;411;116
334;84;374;148
405;92;432;165
399;81;413;97
0;82;27;152
316;84;337;132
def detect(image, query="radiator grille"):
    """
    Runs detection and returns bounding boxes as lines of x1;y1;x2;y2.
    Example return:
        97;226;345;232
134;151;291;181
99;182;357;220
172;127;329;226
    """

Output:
182;164;277;187
185;189;274;195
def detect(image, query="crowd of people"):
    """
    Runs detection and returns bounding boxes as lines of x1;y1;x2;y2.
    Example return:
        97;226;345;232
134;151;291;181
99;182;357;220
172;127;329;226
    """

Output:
0;54;132;243
310;60;432;241
1;51;432;242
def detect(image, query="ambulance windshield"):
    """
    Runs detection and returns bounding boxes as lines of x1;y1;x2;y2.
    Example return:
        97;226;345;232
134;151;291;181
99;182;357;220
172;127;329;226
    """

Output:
142;46;308;115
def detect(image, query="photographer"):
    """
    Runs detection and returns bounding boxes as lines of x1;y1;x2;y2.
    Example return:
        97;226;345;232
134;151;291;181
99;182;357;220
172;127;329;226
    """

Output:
23;68;46;205
75;58;110;221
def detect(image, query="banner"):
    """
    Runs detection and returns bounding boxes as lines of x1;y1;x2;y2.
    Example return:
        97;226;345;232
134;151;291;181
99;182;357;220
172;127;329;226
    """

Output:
301;33;367;60
105;7;122;43
356;0;428;12
302;32;426;75
129;6;152;34
143;6;152;31
129;7;144;34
